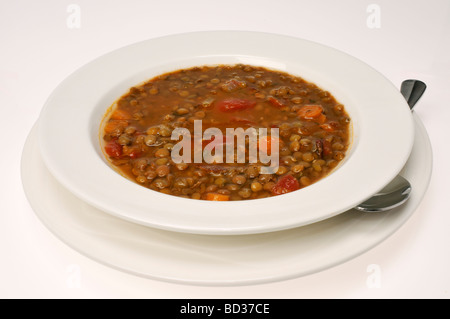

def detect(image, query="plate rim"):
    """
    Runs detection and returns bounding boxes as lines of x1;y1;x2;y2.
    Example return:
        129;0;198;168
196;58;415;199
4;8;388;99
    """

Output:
23;113;432;285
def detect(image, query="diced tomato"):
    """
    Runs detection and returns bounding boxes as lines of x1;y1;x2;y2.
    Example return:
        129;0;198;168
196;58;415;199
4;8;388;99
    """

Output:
216;98;256;112
128;148;142;159
271;174;300;195
315;139;332;158
322;139;333;157
104;140;122;158
267;96;287;109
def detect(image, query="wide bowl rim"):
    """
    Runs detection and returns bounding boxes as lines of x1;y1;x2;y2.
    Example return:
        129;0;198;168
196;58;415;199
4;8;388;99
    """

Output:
37;30;414;235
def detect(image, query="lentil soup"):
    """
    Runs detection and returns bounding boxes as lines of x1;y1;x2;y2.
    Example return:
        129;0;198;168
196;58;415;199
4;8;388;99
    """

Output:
101;64;351;201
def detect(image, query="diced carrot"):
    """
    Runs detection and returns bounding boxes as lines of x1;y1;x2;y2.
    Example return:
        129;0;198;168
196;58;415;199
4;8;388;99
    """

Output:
258;136;280;155
111;108;132;120
315;113;327;124
297;105;324;120
206;193;230;201
104;120;128;134
320;121;339;132
267;96;287;109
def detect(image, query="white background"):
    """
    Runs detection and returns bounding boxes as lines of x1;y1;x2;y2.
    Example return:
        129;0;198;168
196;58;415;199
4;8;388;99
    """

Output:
1;0;449;298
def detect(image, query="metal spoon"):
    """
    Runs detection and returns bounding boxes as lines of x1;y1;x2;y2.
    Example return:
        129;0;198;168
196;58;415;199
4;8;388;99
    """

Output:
355;80;426;212
401;79;427;110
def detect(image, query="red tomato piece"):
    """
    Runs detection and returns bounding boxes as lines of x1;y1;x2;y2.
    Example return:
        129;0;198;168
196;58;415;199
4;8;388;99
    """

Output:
128;148;142;159
316;139;333;158
104;140;122;158
322;139;333;157
271;174;300;195
216;98;256;112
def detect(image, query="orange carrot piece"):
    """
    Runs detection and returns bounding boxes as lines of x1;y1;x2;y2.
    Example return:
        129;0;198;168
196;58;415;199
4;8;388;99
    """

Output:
104;120;128;134
297;105;324;120
320;121;339;132
267;96;287;109
315;113;327;124
258;136;280;155
206;193;230;201
111;109;132;120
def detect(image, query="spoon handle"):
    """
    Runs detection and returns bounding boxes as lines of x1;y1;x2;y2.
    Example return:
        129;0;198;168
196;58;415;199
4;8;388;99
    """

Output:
400;80;427;110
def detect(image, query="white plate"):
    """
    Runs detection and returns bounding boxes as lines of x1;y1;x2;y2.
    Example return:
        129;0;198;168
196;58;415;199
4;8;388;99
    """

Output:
22;113;431;286
37;31;414;235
